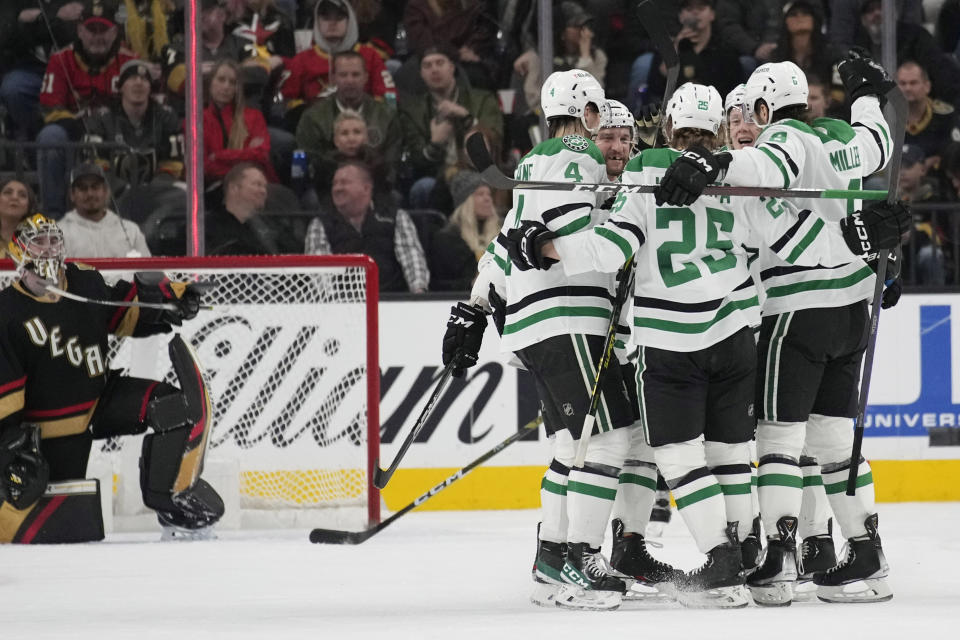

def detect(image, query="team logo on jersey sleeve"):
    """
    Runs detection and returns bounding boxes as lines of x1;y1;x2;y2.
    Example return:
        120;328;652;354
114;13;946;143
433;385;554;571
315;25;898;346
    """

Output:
562;135;590;152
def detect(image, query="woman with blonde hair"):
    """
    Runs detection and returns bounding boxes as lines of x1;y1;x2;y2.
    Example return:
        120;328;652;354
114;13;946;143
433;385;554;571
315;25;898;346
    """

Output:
0;179;39;258
428;170;501;290
203;59;278;183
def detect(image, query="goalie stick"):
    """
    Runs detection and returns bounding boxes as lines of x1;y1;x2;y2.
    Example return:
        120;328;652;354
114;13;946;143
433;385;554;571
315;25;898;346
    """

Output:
310;416;543;544
846;86;907;496
466;133;886;200
373;359;457;489
41;282;214;312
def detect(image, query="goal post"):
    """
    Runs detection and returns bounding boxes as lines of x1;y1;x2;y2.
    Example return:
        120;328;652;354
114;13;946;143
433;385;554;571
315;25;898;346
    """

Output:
0;255;381;531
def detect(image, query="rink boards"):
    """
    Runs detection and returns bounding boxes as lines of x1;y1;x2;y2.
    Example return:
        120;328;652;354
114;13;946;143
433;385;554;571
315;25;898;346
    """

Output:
377;294;960;510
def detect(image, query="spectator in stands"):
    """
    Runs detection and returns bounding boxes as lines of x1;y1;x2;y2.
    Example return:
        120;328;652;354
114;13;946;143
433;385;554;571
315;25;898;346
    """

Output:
898;60;960;165
0;179;39;257
427;170;500;291
771;1;838;87
830;0;923;55
899;144;947;285
305;160;429;293
58;162;150;257
351;0;403;58
85;59;185;190
852;0;960;105
280;0;395;132
403;0;497;90
123;0;175;63
937;0;960;58
716;0;792;71
399;45;502;209
36;0;138;218
0;1;83;142
646;0;742;103
203;59;277;186
806;73;834;119
296;51;401;188
235;0;297;62
206;162;300;254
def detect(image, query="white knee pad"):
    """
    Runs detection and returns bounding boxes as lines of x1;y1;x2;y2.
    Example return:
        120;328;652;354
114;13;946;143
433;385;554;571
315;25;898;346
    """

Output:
552;428;576;468
756;420;806;461
623;426;655;465
652;438;704;482
583;428;630;469
704;440;751;468
805;414;854;466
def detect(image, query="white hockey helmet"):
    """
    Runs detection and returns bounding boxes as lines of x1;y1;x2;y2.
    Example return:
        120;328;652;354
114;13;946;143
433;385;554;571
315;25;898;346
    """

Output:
665;82;723;135
541;69;608;134
744;61;809;125
600;99;636;131
724;84;747;116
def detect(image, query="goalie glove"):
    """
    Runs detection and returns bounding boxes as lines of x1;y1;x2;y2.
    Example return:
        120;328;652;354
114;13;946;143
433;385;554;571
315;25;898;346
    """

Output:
837;47;896;107
840;200;910;259
442;302;488;378
135;272;212;326
654;145;731;206
504;220;558;271
0;426;49;510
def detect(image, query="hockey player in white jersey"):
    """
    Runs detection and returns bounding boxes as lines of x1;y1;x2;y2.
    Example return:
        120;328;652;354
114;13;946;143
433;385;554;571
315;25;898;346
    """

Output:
725;82;841;599
442;69;638;611
594;100;637;182
502;82;908;609
655;54;909;604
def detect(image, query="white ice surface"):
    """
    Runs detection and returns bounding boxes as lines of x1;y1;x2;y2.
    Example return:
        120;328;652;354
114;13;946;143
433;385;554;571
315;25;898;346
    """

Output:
2;502;959;639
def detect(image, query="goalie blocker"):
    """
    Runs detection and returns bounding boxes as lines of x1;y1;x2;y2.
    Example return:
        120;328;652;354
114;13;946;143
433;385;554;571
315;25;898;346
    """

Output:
0;336;223;542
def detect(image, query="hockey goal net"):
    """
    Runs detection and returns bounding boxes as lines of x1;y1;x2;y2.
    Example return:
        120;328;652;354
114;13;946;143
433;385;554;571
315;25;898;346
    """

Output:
0;255;381;531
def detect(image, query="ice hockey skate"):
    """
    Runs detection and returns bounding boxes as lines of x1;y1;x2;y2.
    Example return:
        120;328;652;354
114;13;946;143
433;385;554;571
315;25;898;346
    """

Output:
747;516;799;606
793;529;837;601
554;543;627;611
531;526;567;607
610;518;679;601
815;514;892;603
740;516;762;577
676;524;749;609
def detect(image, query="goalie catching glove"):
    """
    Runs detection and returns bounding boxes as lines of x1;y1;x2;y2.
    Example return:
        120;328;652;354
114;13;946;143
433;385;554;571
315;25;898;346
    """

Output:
840;200;910;259
0;426;49;510
442;302;487;377
654;145;731;206
504;220;558;271
135;272;212;326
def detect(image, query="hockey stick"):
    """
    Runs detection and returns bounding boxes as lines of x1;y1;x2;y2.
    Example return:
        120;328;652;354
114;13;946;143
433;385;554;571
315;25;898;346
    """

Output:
310;416;543;544
638;0;679;114
373;359;457;489
41;282;215;312
846;86;907;496
467;134;887;200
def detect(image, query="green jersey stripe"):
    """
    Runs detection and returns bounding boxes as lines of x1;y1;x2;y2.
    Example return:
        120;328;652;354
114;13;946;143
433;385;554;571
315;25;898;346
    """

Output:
633;295;759;334
573;334;610;431
619;473;657;490
718;482;753;496
785;217;825;264
765;265;873;299
802;475;824;487
541;477;568;496
759;146;790;188
555;214;592;237
675;483;723;509
594;226;634;262
503;305;611;335
824;471;873;495
567;480;617;501
757;473;804;489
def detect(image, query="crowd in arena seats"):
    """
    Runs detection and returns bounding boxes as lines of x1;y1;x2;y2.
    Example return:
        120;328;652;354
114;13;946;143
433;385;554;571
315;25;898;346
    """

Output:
1;0;960;291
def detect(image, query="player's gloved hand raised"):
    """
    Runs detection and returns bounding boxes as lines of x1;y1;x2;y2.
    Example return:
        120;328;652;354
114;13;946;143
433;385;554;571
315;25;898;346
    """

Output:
135;272;212;326
840;200;910;258
654;146;731;206
505;220;558;271
837;47;896;107
636;102;663;150
442;302;488;377
0;425;49;509
881;276;902;309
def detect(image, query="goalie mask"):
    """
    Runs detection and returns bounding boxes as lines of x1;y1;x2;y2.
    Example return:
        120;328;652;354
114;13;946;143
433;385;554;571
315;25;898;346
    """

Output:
8;214;65;281
665;82;723;136
541;69;609;134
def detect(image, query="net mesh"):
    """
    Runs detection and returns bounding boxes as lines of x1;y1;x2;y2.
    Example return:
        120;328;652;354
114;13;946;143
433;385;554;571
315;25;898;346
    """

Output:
0;258;377;524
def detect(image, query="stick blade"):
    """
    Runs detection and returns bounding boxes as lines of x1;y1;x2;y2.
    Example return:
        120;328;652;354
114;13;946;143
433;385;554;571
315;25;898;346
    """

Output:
466;132;494;171
309;527;375;545
372;466;391;490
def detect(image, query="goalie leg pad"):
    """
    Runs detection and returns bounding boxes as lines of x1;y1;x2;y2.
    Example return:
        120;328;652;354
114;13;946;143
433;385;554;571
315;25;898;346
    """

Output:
88;373;179;439
1;479;104;544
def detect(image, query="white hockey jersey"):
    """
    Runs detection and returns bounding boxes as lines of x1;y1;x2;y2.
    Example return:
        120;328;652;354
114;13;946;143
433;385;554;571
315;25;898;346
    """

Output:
553;148;859;353
475;134;620;353
722;96;893;315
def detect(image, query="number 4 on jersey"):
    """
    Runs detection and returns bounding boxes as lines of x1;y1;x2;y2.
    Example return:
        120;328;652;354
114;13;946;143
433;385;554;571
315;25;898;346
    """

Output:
564;162;583;182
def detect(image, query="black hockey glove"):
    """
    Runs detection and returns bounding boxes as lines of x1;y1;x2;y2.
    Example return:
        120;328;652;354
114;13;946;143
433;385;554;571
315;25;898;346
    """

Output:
881;276;902;309
488;284;507;336
442;302;488;378
135;272;212;326
840;200;910;258
505;221;558;271
0;426;49;510
837;48;896;107
636;102;663;150
654;146;731;206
